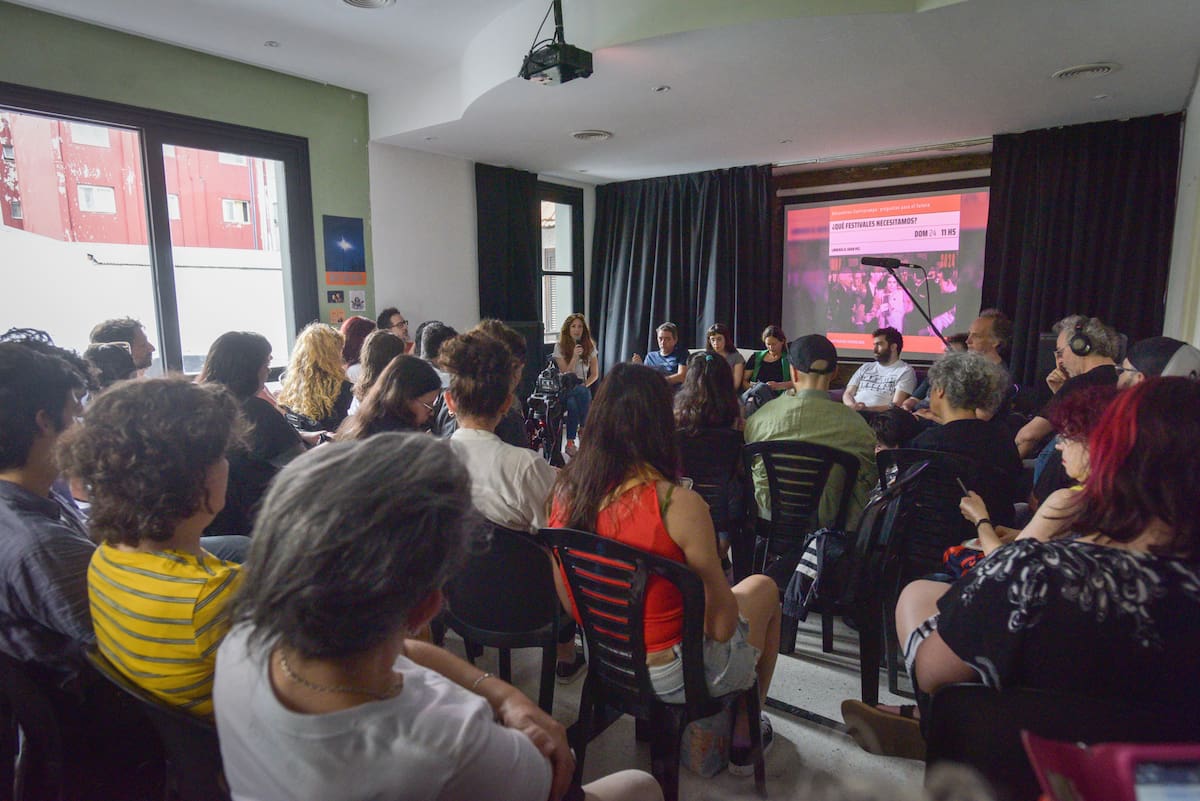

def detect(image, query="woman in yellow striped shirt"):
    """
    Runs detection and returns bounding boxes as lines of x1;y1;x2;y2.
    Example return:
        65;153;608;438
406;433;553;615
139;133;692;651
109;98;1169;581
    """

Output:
60;377;244;718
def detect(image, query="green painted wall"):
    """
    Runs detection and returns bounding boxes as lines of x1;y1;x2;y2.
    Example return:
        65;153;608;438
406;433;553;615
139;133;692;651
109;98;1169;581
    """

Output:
0;1;372;324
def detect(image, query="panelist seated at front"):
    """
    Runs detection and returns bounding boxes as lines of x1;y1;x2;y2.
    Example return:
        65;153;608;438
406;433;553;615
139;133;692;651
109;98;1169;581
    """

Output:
842;326;917;412
632;322;689;386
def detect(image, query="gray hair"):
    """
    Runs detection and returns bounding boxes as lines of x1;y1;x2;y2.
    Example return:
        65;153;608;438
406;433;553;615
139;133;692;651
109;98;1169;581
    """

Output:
927;351;1005;412
1052;314;1121;359
232;432;483;659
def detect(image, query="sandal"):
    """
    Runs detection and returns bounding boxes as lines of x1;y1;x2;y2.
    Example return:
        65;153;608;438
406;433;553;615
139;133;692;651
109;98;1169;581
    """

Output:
840;699;925;760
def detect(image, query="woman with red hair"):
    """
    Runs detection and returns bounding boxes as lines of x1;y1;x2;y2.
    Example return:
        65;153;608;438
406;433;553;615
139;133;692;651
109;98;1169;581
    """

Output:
896;377;1200;712
340;315;376;382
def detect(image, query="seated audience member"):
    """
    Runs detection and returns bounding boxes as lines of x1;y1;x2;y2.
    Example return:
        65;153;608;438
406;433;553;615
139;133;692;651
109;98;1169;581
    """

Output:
549;363;781;776
896;378;1200;739
278;322;354;434
960;385;1118;556
909;351;1022;527
199;331;304;538
903;333;967;410
376;305;414;353
349;328;408;414
745;335;877;536
83;341;137;391
632;321;689;386
337;354;442;440
214;433;661;801
871;406;923;454
1015;314;1119;458
742;325;794;397
963;309;1020;425
442;332;557;533
441;331;583;680
1117;335;1200;387
842;327;918;412
59;378;244;718
458;318;536;448
553;313;600;456
0;343;94;679
706;322;745;389
675;351;746;575
340;315;376;382
417;321;458;435
90;316;156;373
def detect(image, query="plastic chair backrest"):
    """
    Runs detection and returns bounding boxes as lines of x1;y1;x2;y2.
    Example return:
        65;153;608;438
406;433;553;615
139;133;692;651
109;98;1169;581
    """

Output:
743;440;860;535
926;683;1200;801
84;647;228;801
0;650;66;800
875;448;990;571
545;527;720;724
677;428;743;527
443;526;559;644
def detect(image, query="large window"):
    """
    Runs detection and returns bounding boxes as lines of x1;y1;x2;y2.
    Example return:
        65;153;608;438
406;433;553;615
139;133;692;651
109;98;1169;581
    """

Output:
0;81;317;373
537;182;584;343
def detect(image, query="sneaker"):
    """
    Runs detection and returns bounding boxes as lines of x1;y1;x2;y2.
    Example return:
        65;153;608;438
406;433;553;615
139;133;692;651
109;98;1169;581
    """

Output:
555;652;587;684
728;713;773;776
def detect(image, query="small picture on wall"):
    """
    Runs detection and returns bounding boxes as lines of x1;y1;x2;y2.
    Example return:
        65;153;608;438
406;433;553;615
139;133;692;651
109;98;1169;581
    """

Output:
329;308;346;326
326;290;345;304
349;290;366;312
323;215;367;286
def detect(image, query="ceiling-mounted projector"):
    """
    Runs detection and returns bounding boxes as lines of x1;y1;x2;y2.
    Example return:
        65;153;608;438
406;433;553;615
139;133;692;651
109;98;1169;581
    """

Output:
519;0;593;86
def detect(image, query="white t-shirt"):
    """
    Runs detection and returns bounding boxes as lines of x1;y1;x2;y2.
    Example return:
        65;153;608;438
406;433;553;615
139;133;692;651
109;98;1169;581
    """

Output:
552;343;599;382
450;428;557;532
214;626;552;801
847;360;917;407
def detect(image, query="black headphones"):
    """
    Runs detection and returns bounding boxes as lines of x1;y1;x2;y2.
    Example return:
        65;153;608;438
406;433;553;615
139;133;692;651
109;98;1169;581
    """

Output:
1068;319;1093;357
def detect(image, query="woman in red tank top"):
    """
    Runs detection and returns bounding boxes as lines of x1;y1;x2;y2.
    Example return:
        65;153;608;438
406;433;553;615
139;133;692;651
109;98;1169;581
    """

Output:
549;363;781;772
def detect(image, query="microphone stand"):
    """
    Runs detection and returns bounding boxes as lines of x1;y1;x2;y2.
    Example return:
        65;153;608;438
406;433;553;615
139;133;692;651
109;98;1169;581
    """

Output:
881;264;949;348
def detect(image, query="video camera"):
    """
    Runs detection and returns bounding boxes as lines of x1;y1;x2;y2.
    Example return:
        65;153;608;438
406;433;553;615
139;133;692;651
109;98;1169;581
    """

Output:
526;360;573;466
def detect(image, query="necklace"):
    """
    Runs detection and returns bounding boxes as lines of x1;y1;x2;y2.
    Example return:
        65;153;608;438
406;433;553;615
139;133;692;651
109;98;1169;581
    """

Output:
277;650;404;701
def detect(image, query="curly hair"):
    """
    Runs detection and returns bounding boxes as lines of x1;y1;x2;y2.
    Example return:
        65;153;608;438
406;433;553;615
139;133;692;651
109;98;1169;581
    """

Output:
926;351;1004;412
57;377;243;547
440;332;513;420
557;313;595;365
198;331;271;400
354;330;407;401
473;318;528;362
675;351;739;435
278;323;346;422
337;355;441;440
1047;384;1119;440
339;316;376;367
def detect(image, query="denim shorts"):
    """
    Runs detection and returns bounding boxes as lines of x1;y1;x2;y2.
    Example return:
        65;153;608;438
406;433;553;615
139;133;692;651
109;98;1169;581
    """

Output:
647;617;760;704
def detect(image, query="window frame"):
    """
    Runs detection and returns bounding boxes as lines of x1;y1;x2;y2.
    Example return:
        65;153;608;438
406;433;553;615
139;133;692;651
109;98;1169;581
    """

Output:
536;181;584;341
0;80;319;373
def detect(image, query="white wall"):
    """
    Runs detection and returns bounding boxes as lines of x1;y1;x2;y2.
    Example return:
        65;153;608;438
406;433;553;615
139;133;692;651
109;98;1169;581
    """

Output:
1164;75;1200;345
369;143;479;332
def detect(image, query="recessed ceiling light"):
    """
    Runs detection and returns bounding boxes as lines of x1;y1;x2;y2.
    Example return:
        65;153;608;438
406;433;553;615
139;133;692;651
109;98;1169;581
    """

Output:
264;40;280;48
578;169;589;173
342;0;395;8
652;85;671;93
779;139;793;144
1051;62;1121;80
572;130;612;142
1091;94;1112;101
423;136;438;141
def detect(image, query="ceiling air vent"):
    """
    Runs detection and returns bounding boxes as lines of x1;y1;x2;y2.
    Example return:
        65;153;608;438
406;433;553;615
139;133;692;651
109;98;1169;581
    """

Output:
342;0;395;8
1051;62;1120;80
572;130;612;142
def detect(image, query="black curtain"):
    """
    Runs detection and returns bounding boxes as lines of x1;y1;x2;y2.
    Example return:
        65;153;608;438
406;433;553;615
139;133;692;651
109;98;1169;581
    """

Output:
476;163;540;320
982;113;1182;386
589;166;775;374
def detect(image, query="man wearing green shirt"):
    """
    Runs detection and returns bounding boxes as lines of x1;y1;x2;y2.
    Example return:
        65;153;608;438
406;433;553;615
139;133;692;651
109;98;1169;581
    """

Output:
744;334;877;530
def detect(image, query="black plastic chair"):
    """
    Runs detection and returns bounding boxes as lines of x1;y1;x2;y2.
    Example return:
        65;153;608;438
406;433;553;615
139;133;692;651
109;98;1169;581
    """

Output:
743;440;860;654
925;683;1200;801
545;527;766;801
0;651;68;801
84;648;229;801
442;526;561;713
677;427;745;574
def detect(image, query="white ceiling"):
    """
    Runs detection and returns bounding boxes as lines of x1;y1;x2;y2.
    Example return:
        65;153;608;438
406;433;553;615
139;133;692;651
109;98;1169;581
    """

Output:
13;0;1200;183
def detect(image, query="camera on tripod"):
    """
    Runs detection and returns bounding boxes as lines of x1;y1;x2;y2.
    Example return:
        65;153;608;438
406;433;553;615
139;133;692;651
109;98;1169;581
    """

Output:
525;360;578;466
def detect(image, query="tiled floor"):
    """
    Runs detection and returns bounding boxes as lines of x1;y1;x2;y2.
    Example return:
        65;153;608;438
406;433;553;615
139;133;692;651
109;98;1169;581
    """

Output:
442;615;925;799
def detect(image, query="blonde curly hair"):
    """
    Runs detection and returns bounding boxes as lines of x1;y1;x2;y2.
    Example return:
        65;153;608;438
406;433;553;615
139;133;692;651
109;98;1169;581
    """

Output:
278;323;346;422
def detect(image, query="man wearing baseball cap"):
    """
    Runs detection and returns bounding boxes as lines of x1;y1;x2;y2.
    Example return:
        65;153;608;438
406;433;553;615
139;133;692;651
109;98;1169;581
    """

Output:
745;334;878;538
1117;336;1200;389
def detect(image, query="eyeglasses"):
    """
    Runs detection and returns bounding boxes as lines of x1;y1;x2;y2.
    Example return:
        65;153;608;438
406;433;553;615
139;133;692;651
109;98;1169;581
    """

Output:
1113;365;1138;375
419;398;436;412
390;320;408;329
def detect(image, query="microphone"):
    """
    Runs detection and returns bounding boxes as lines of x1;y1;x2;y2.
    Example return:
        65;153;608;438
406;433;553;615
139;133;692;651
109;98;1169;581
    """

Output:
861;257;904;269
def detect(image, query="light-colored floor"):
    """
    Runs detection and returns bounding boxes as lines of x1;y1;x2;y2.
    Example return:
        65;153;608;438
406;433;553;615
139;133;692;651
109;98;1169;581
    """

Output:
442;614;924;799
